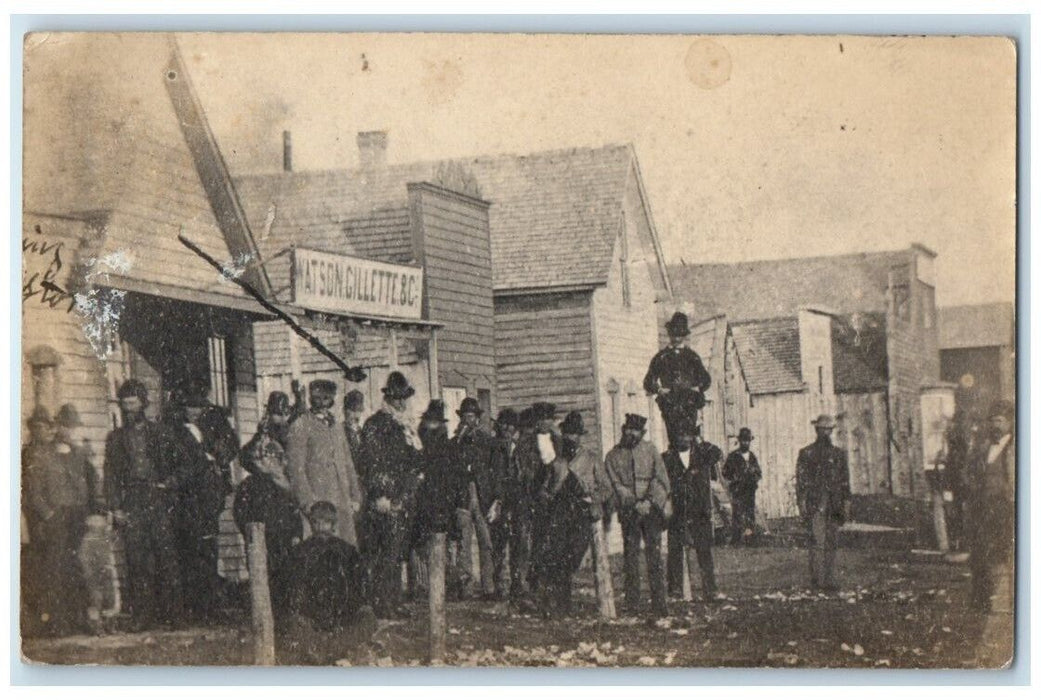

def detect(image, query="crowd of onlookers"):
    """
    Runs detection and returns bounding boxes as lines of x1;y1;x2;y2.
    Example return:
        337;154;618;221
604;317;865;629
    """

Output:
20;311;1014;666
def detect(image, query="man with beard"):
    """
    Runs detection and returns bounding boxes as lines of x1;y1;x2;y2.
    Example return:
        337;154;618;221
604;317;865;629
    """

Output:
796;414;852;591
22;406;93;635
359;371;423;619
605;414;671;618
966;400;1015;667
235;391;303;623
166;387;235;624
536;411;612;618
665;427;721;601
285;380;362;548
722;427;762;546
643;312;712;447
103;380;183;630
451;397;500;600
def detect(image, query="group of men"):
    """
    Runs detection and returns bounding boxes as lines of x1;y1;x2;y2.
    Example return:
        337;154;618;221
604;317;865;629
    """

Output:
20;309;1016;665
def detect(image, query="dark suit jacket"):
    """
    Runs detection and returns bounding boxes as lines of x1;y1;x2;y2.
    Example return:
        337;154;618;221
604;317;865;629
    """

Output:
102;420;177;513
796;439;852;523
722;449;762;496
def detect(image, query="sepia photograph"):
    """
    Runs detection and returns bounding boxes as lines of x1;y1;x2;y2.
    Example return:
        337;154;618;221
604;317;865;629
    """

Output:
18;30;1017;670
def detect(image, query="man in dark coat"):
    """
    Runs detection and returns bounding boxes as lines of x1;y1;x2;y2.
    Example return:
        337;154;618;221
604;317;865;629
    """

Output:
664;427;721;601
235;391;303;623
796;414;852;591
604;414;671;617
722;427;762;546
966;400;1015;667
343;390;366;479
452;397;501;599
103;380;184;630
644;312;712;447
536;411;612;617
22;406;93;636
488;408;520;600
359;371;423;619
520;402;561;603
166;388;234;624
282;502;377;665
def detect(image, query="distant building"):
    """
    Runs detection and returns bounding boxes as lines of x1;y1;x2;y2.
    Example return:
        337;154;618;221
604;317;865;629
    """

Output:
939;302;1015;413
668;245;941;509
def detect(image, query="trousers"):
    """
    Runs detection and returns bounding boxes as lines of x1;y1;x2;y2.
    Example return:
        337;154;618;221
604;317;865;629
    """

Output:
620;511;668;615
366;511;408;616
731;489;757;544
808;512;839;588
121;490;184;627
509;510;534;597
455;500;496;596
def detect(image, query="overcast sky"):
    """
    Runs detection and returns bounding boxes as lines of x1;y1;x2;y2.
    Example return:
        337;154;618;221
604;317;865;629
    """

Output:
179;33;1017;307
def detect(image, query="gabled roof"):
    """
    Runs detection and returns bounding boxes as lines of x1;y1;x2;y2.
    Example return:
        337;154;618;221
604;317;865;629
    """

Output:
730;317;805;395
23;34;259;305
939;302;1015;350
669;249;919;321
235;144;669;293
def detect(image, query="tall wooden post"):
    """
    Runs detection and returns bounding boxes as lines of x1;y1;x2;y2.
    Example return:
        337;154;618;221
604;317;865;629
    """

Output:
428;532;447;664
247;522;276;666
590;519;616;619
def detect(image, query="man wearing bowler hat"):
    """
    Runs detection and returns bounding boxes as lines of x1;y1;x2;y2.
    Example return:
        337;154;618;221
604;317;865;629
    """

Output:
488;408;521;600
796;414;852;591
723;427;762;546
359;371;423;619
451;396;500;599
604;413;671;618
644;312;712;447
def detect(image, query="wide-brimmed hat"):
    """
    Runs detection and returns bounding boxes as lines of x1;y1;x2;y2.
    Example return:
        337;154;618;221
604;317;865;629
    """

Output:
308;379;337;397
665;312;691;338
495;408;519;428
56;403;83;428
811;414;837;429
457;397;483;417
559;411;586;436
518;407;535;430
382;371;415;400
344;389;365;413
622;413;647;432
421;399;449;423
116;379;149;403
28;405;53;426
738;427;754;441
531;402;557;421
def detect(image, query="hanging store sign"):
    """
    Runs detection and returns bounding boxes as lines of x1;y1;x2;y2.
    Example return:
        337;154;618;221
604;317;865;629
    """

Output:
292;247;423;320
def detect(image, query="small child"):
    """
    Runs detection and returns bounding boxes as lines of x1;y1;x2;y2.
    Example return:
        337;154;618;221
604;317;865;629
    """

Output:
281;502;377;665
76;514;120;634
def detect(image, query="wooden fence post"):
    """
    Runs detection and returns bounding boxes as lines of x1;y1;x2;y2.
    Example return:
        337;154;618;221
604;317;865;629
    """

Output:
591;518;616;619
428;532;447;664
247;522;276;666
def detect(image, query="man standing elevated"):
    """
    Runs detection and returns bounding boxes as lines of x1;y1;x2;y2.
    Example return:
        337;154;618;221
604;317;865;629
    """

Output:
644;312;711;447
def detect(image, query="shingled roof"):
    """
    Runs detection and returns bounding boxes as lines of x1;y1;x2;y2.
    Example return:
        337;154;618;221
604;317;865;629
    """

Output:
730;317;805;395
234;144;657;293
668;249;922;321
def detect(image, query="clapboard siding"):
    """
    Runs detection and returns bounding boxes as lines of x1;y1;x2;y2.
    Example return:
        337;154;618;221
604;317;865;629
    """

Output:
495;290;597;445
592;220;667;456
411;184;496;401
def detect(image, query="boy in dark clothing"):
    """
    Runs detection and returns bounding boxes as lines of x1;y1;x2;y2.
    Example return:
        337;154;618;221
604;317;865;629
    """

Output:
282;502;377;665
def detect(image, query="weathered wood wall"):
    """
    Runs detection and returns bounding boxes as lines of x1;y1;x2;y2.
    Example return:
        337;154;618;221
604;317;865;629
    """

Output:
409;183;495;405
494;291;598;450
592;228;666;456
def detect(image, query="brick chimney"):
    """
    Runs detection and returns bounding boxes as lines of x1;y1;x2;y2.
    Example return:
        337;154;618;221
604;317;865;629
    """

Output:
357;130;388;169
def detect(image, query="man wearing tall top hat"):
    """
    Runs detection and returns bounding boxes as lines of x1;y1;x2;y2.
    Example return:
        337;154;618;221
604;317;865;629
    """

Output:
359;371;423;619
796;414;852;591
604;413;671;618
643;312;712;447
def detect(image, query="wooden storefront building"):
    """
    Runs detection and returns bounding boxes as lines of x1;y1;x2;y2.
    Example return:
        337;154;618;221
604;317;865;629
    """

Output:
237;140;674;456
